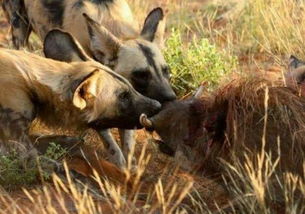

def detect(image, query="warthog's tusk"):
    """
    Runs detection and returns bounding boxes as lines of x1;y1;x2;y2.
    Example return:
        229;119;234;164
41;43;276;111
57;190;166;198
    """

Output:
140;114;153;128
194;82;207;98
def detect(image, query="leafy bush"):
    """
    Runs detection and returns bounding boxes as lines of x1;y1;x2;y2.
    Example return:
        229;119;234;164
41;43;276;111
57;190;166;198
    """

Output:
0;152;38;189
0;143;67;190
164;28;237;96
45;142;67;160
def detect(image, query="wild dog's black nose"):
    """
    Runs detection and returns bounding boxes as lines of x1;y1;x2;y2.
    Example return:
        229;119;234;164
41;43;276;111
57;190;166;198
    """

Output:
143;99;161;118
160;92;177;104
166;93;177;102
151;100;162;114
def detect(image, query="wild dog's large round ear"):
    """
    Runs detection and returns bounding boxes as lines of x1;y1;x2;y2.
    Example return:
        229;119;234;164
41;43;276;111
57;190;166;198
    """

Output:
71;69;100;110
83;13;122;65
44;29;91;62
141;7;165;47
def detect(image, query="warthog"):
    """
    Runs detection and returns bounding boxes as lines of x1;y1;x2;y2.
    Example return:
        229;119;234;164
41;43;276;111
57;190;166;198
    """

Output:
140;75;305;175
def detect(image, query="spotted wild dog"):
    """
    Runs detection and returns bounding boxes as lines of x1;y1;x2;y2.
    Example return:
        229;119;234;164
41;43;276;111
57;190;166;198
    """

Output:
2;0;176;167
0;44;161;169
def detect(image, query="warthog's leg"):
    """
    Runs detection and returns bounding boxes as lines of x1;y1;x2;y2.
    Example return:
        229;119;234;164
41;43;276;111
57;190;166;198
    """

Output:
119;129;136;161
99;129;126;169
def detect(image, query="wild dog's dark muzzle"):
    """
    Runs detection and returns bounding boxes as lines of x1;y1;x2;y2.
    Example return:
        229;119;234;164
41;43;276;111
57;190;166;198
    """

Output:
160;92;177;104
137;97;161;118
149;85;177;104
148;99;162;116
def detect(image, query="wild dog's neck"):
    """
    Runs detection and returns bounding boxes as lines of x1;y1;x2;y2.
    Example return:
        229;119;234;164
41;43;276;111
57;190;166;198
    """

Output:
27;62;95;130
0;49;91;129
8;49;93;102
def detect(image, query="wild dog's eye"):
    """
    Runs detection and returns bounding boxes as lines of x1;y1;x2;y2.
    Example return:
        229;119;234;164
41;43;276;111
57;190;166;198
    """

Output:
132;69;151;81
119;91;130;102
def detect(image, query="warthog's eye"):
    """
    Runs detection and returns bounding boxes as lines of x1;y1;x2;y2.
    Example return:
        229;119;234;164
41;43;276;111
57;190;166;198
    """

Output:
162;66;171;79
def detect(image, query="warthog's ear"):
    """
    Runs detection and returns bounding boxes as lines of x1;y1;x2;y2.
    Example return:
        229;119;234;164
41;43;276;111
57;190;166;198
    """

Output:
141;7;165;47
71;69;100;110
83;13;122;65
289;55;305;71
44;29;91;62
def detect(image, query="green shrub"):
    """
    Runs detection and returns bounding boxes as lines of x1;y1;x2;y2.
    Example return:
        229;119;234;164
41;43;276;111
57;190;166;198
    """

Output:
164;28;238;96
0;152;38;189
0;143;67;190
45;142;67;160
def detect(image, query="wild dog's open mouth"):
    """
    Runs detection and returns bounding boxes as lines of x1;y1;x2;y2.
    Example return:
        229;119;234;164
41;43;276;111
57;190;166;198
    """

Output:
154;139;175;157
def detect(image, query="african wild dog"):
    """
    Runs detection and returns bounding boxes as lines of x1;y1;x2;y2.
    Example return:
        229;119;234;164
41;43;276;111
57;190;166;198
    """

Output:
2;0;176;167
0;45;161;168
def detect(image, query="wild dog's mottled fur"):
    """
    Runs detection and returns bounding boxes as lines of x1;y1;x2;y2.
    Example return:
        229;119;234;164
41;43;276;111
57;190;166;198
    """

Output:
24;0;137;49
1;0;31;49
0;48;161;167
0;106;33;155
2;0;175;167
3;0;137;52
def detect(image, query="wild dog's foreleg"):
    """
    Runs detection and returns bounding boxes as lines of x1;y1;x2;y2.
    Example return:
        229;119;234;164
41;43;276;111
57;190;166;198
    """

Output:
119;129;136;161
0;107;36;159
0;107;63;174
99;129;126;169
